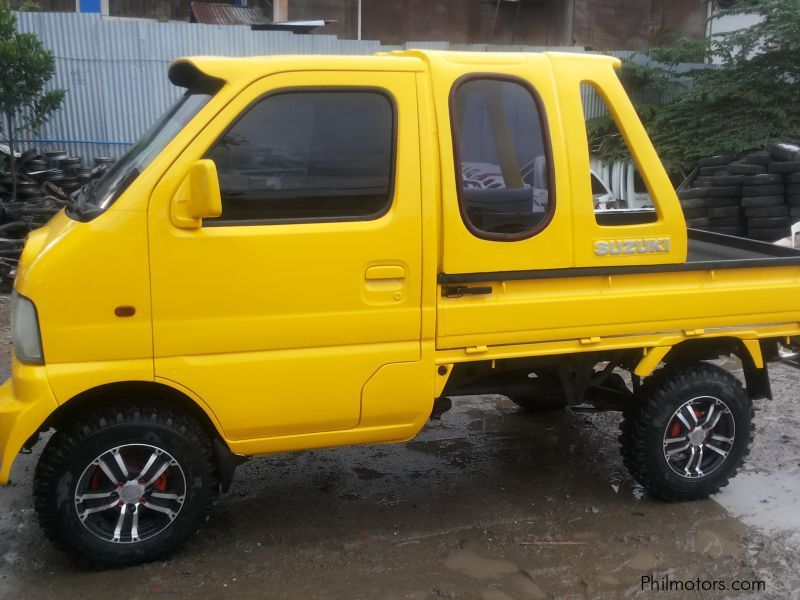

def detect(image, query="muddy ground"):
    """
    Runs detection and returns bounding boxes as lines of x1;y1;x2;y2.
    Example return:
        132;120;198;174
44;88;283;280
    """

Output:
0;296;798;599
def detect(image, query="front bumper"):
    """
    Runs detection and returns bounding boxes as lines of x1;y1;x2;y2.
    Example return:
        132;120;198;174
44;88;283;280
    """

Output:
0;361;58;484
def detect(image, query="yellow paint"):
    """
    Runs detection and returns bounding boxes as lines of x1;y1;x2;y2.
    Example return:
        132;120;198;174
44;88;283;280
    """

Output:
0;360;58;484
634;346;672;377
169;159;222;229
742;339;764;369
1;50;796;483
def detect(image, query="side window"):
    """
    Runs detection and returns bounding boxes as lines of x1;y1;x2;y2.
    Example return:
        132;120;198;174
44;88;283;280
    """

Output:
206;90;394;224
452;77;552;239
581;82;656;225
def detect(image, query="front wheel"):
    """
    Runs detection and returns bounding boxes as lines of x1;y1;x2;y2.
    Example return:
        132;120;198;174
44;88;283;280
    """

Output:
619;362;753;502
34;404;218;568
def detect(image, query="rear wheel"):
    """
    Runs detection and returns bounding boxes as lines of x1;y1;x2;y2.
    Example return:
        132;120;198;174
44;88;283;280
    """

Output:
34;403;218;568
619;362;753;501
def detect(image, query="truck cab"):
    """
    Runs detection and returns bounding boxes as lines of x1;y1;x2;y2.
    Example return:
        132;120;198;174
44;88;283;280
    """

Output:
3;50;800;567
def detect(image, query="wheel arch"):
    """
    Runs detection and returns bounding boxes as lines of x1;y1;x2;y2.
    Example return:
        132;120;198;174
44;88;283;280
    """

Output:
642;337;772;400
40;380;243;492
43;381;221;438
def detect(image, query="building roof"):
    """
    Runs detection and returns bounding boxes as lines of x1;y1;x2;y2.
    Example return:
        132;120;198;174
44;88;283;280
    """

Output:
190;2;270;26
189;2;331;32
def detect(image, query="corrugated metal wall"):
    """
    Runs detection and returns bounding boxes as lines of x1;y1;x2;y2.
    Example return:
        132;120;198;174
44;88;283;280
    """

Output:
8;12;694;162
11;12;392;160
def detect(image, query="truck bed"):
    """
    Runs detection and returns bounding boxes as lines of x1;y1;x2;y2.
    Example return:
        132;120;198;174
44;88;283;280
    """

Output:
687;229;800;267
439;228;800;284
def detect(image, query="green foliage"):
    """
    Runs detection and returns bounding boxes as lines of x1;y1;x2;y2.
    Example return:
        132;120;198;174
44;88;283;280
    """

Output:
0;5;64;201
0;0;41;12
590;0;800;173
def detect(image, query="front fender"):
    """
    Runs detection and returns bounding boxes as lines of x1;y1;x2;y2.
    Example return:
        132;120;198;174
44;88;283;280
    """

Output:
0;361;58;484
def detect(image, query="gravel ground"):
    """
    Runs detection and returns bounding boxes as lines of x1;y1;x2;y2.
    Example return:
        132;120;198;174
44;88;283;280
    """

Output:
0;296;798;599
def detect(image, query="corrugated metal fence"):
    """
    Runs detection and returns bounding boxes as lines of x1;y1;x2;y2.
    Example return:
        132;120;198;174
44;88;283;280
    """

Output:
7;12;694;162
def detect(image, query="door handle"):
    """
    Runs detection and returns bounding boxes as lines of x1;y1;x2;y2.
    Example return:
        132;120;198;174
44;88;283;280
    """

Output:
442;285;493;298
365;265;406;280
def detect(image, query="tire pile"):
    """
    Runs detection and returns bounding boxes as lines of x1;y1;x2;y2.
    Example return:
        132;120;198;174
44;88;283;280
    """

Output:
0;148;115;291
678;141;800;242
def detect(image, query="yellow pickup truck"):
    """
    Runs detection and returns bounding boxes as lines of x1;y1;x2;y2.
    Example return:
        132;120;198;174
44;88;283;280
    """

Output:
3;50;800;567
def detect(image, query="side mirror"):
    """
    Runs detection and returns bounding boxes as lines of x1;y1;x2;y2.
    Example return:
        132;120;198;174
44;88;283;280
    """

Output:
170;159;222;229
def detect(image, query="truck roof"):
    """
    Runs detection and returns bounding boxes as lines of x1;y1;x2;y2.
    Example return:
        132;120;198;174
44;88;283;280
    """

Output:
168;50;621;89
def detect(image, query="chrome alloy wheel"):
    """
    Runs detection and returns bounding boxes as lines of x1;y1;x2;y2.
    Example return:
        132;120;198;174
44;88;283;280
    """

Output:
74;444;187;544
662;395;736;479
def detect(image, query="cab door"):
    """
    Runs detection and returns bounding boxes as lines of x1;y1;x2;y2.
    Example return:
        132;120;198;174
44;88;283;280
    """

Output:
431;55;572;350
148;71;422;442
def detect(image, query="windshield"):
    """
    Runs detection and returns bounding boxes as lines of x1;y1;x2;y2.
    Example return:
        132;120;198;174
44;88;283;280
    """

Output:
68;91;213;219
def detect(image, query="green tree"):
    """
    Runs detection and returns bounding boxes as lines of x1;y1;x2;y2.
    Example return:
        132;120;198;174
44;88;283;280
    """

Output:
0;5;64;201
651;0;800;171
590;0;800;173
586;44;700;164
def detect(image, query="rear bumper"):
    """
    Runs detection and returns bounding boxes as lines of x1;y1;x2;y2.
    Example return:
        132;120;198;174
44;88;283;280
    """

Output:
0;361;58;484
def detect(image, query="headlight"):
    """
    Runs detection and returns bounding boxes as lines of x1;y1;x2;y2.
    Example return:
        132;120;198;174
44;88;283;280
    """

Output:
11;291;44;364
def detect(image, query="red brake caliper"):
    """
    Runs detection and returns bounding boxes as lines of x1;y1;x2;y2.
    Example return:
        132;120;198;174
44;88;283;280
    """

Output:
90;468;102;491
154;474;168;492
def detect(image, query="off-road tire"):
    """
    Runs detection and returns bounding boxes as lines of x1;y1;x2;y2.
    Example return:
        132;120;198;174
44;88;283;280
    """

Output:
619;363;753;502
509;395;567;413
508;373;567;413
34;403;218;568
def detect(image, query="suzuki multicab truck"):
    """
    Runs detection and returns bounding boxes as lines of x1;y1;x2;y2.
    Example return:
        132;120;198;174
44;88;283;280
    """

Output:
3;50;800;567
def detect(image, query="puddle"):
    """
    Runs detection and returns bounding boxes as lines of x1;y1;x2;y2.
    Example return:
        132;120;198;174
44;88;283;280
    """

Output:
444;550;519;580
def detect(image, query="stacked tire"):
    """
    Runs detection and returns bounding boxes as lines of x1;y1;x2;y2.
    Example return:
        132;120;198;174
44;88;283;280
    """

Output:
707;167;745;236
741;172;787;241
678;154;738;234
740;142;800;241
682;141;800;242
678;186;711;229
789;172;800;227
